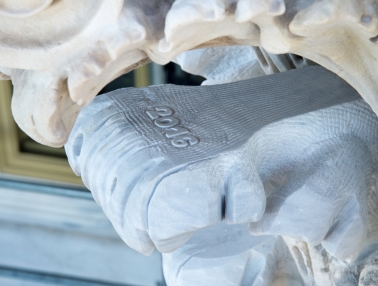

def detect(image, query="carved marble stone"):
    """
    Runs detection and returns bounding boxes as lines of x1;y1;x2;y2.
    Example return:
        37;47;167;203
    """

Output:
163;222;303;286
1;0;378;147
2;1;378;285
65;63;378;284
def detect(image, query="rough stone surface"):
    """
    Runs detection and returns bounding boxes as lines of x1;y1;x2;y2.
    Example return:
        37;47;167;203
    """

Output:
3;1;378;284
162;222;303;286
1;0;378;147
65;65;378;285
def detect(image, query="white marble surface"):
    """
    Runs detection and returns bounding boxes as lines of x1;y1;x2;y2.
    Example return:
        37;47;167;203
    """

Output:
65;57;378;284
162;222;303;286
1;1;378;148
0;277;49;286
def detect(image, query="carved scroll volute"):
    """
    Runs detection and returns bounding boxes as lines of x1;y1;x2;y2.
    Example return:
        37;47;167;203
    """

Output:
2;0;378;152
0;0;53;18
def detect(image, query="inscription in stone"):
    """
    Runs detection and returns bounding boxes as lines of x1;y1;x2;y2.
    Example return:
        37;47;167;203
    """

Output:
146;106;199;148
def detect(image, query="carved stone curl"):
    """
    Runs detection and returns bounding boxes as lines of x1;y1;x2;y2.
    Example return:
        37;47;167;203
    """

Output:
1;0;378;147
3;1;378;285
65;60;378;284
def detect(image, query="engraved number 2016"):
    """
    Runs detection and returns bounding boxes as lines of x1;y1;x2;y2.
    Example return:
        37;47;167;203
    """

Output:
146;106;199;148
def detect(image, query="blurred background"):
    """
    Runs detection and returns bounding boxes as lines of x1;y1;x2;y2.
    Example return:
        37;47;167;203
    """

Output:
0;63;203;286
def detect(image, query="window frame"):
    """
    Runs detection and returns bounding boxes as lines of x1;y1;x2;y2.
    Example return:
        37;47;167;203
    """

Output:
0;65;150;185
